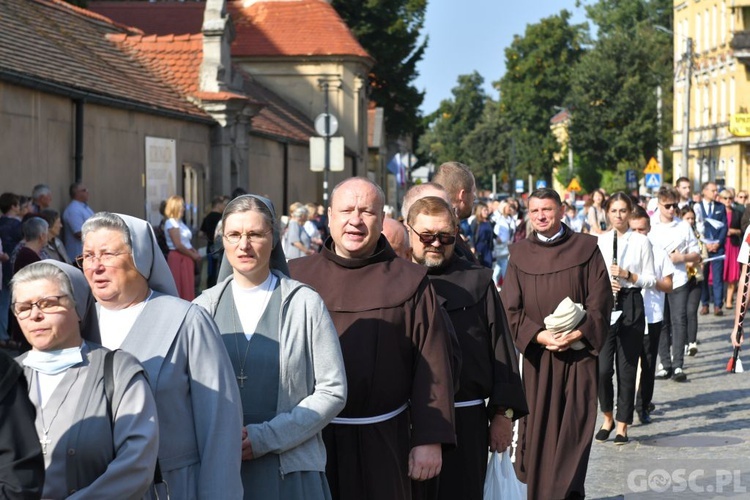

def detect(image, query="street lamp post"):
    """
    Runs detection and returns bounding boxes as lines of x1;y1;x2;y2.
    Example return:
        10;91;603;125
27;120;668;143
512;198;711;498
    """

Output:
655;25;693;180
681;36;693;180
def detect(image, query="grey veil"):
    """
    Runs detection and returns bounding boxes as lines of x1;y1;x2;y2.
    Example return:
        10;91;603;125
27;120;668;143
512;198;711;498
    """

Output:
42;260;101;343
217;194;289;282
115;213;179;297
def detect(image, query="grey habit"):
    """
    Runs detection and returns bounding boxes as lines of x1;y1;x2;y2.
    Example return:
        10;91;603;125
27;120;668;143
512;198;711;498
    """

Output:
86;214;244;499
196;195;345;499
17;260;159;499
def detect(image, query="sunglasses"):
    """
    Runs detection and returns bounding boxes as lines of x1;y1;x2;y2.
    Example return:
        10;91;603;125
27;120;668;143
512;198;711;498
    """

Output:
407;225;456;245
660;203;678;210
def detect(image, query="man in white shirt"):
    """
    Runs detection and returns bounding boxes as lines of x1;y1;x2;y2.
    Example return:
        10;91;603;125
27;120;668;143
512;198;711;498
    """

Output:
62;182;94;262
630;207;674;423
647;187;701;382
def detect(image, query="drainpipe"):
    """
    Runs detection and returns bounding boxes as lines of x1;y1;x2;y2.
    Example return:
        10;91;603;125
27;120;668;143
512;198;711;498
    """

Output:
283;142;289;213
74;99;84;182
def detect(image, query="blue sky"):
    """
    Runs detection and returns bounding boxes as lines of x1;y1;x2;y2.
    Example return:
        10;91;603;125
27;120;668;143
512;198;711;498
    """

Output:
415;0;588;114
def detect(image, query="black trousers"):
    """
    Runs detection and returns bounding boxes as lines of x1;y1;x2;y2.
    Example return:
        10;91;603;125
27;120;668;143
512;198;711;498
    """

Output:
686;277;702;344
636;321;662;413
598;288;645;424
660;283;688;370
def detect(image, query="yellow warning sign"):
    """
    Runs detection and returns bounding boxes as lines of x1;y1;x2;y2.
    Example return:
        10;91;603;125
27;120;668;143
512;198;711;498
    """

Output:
567;178;582;192
644;157;661;174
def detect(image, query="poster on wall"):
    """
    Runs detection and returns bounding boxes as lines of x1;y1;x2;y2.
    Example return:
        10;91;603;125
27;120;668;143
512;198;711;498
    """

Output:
145;137;176;227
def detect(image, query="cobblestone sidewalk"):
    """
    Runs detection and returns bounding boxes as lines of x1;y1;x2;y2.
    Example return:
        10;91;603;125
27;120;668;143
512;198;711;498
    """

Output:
585;310;750;499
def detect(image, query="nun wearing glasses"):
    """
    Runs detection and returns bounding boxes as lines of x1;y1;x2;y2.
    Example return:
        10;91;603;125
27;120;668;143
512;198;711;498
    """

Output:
79;212;243;499
194;195;346;500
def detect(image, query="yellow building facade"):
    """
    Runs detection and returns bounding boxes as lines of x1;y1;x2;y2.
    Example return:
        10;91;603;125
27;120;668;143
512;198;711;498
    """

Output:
672;0;750;191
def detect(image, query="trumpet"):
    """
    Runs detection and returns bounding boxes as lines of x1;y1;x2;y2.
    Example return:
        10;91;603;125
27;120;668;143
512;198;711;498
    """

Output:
687;227;705;281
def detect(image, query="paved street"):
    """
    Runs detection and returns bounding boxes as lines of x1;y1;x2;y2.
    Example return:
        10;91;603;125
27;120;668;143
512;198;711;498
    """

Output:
585;309;750;499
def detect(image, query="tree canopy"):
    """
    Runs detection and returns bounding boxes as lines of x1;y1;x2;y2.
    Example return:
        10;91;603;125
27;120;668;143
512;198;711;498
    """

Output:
417;71;488;173
332;0;428;137
494;10;588;181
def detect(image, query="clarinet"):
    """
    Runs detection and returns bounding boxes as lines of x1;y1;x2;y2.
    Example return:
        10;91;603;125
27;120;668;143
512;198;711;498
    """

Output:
612;231;619;311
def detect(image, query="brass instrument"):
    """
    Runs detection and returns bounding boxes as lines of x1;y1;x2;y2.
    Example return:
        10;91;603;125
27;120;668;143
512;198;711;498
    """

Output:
686;227;705;281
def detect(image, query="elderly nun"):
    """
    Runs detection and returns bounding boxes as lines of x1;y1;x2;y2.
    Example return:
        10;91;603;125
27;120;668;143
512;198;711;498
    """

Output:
80;212;243;499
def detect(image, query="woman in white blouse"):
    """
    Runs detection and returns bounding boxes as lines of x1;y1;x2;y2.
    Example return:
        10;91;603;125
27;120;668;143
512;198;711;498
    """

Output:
164;195;201;300
594;192;656;445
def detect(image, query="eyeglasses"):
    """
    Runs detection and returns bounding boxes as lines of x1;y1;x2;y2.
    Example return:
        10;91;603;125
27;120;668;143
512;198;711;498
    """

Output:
407;225;457;246
12;295;69;319
660;203;678;210
76;251;129;269
223;230;272;245
721;196;734;201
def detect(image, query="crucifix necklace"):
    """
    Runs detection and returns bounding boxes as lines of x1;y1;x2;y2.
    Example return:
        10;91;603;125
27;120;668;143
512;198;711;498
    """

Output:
35;370;80;455
230;275;275;388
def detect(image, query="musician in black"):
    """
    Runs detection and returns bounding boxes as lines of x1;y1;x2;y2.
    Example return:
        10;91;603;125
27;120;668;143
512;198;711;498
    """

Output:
594;193;656;445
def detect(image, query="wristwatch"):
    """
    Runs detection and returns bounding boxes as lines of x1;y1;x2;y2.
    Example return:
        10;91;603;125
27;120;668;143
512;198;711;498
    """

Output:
498;407;514;420
626;270;632;282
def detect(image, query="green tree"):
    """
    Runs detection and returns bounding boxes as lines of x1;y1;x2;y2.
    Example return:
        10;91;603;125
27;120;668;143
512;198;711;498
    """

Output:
417;72;488;176
568;0;673;191
495;11;588;181
462;100;513;189
332;0;428;137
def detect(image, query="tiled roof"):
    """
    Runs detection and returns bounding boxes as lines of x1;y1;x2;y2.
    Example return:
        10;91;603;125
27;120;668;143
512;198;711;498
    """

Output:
0;0;208;120
89;1;206;37
108;30;314;143
108;33;205;96
550;108;571;124
231;0;372;60
89;0;372;60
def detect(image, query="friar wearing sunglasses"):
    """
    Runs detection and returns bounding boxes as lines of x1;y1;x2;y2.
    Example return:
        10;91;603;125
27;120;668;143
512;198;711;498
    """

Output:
407;196;527;500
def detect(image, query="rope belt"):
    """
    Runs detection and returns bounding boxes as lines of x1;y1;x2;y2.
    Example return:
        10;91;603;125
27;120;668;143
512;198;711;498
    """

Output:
454;399;485;408
331;402;409;425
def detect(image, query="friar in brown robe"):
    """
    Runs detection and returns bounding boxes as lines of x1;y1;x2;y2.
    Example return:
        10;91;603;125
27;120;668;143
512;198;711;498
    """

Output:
406;196;528;500
289;177;456;500
500;188;612;500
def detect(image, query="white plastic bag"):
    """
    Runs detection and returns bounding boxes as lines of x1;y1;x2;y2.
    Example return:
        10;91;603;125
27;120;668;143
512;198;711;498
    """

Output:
483;450;526;500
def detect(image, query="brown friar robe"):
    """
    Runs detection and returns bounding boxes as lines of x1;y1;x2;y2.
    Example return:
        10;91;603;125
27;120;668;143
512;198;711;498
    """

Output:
500;225;612;500
424;255;528;500
288;235;456;500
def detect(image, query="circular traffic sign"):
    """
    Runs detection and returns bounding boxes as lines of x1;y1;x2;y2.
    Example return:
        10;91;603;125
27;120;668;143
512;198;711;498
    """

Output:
314;113;339;137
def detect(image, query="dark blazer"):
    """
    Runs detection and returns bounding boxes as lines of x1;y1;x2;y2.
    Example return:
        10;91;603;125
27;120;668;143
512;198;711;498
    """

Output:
696;200;728;252
729;206;743;247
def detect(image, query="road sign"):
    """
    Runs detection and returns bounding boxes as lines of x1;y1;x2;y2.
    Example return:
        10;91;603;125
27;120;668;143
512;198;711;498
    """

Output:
644;157;661;174
536;180;547;189
644;173;661;189
310;137;344;172
314;113;339;137
567;178;582;192
515;179;524;194
625;169;637;190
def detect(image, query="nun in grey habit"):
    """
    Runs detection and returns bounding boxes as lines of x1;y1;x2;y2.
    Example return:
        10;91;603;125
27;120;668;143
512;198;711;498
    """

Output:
195;195;346;500
14;260;159;499
80;213;243;499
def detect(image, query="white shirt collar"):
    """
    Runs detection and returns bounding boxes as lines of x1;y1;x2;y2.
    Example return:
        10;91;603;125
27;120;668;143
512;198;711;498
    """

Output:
536;224;565;243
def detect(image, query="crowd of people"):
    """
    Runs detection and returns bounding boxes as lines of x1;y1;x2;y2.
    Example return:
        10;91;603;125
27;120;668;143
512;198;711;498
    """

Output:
1;167;747;500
